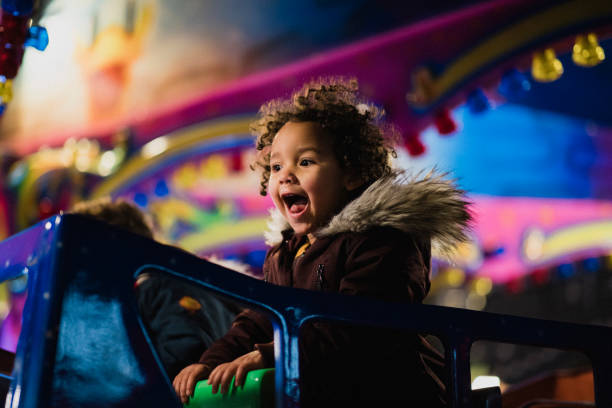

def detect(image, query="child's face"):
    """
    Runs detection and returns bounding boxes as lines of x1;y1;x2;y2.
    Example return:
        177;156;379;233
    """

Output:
268;121;355;240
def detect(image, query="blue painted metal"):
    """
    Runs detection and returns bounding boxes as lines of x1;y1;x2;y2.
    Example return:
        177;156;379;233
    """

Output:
1;214;612;407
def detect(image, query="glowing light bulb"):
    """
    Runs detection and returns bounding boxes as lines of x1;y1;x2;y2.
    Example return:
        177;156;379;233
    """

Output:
472;376;500;390
97;151;117;176
473;277;493;297
523;228;545;261
572;33;605;67
531;48;563;82
0;79;13;104
142;136;168;159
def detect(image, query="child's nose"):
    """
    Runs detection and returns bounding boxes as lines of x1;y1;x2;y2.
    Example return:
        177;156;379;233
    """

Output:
278;168;296;184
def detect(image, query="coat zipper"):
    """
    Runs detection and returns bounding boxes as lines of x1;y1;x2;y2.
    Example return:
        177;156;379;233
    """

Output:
316;264;325;290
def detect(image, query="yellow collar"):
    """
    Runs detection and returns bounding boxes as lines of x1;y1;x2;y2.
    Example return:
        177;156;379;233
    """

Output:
294;239;311;259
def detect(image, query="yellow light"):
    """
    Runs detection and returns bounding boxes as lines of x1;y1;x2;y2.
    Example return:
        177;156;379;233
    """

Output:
523;228;545;262
532;48;563;82
75;155;91;172
0;300;9;321
59;146;74;167
200;155;228;179
142;136;169;159
445;267;465;287
573;33;605;67
0;283;10;321
172;163;198;190
97;151;117;176
473;277;493;297
63;138;77;149
0;79;13;104
522;221;612;266
76;137;91;152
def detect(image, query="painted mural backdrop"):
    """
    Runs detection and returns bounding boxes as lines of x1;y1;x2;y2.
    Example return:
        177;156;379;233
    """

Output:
1;0;483;153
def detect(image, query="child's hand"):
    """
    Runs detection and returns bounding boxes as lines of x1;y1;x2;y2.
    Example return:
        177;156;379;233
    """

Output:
173;363;211;404
207;350;265;394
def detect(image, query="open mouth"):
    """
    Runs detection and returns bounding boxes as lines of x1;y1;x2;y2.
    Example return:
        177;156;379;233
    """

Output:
282;193;308;214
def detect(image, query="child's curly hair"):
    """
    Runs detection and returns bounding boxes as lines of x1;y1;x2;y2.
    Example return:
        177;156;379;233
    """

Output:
250;77;397;196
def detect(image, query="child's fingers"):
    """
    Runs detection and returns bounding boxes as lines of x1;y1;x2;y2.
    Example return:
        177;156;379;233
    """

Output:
180;374;191;403
173;369;189;403
220;367;236;394
209;364;223;384
173;364;206;404
209;365;223;394
209;371;218;394
235;365;247;388
185;373;197;401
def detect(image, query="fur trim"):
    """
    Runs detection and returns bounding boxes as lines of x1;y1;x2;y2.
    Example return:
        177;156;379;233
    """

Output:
264;207;290;247
264;169;472;255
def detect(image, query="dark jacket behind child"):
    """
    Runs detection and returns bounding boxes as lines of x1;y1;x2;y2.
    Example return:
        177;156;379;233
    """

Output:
135;271;240;379
70;198;240;379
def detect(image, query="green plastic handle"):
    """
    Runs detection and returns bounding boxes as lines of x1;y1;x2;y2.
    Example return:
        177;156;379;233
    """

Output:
184;368;275;408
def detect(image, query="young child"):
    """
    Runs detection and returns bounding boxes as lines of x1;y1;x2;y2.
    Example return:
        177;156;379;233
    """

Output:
173;78;471;406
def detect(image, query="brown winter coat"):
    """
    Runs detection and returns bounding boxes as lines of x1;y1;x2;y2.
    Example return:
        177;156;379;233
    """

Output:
199;170;471;407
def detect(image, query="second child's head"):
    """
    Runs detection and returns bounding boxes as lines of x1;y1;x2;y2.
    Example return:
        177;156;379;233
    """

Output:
251;78;397;239
70;197;155;239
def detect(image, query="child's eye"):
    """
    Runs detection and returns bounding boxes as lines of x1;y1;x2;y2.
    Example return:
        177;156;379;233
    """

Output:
271;164;281;172
300;159;314;166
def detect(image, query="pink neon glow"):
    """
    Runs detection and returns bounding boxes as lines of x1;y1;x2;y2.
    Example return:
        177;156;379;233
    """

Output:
470;195;612;283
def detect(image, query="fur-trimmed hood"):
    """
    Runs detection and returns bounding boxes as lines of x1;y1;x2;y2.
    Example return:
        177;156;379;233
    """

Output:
264;169;472;255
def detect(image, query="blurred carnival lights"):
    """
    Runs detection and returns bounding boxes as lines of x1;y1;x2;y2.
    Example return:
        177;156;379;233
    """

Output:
0;77;13;105
445;267;466;287
466;88;490;114
472;276;493;297
433;108;458;135
0;0;48;115
97;150;118;176
466;276;493;311
472;375;500;390
572;33;605;67
498;69;531;98
141;136;169;159
523;228;545;262
531;48;563;82
404;134;426;156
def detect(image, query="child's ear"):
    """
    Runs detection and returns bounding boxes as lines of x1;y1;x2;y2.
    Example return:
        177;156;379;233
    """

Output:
343;172;364;192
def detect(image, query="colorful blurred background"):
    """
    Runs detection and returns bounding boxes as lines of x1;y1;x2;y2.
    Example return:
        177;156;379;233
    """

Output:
0;0;611;388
